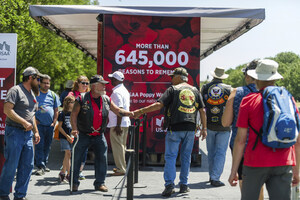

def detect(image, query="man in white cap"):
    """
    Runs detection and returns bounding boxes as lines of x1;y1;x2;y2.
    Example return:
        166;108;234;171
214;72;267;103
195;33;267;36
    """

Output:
107;71;130;176
0;67;41;200
201;66;232;187
228;59;300;199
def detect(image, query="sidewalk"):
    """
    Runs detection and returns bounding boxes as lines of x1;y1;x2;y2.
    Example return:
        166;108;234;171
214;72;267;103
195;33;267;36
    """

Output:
7;140;261;199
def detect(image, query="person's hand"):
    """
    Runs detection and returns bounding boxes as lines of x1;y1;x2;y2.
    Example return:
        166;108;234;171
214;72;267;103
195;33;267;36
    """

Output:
228;172;239;186
200;129;207;141
292;170;300;187
129;111;134;118
23;121;33;131
67;135;74;144
71;129;79;137
133;109;142;119
34;132;40;144
50;122;55;127
114;126;122;136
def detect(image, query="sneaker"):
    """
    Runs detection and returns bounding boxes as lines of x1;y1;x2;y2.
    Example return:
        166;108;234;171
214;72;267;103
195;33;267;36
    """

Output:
179;184;190;193
161;185;175;197
79;171;85;180
59;172;65;182
210;180;225;187
65;174;70;182
44;167;50;172
35;168;45;176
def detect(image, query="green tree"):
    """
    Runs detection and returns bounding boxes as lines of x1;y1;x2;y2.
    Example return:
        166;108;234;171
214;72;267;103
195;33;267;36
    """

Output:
0;0;96;93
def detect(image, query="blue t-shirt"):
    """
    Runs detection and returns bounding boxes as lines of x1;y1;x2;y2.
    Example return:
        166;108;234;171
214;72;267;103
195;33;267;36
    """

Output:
35;90;61;126
229;83;257;148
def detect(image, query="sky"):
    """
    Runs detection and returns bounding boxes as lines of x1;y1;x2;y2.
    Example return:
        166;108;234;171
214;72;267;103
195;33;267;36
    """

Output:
99;0;300;81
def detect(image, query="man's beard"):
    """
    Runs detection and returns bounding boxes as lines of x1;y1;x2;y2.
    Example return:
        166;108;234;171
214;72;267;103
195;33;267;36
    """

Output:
31;82;40;96
94;90;105;96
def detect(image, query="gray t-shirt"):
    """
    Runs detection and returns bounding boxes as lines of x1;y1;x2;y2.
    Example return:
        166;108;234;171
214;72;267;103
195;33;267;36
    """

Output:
5;83;38;129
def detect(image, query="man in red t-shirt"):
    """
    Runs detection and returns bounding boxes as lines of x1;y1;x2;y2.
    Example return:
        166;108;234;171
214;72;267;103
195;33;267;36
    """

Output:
228;59;300;200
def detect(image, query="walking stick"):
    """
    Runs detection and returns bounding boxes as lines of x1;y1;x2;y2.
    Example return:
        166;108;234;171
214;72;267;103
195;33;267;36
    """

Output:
70;134;79;194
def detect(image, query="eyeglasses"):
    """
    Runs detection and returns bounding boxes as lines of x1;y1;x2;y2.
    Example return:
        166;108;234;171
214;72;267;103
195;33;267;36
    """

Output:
80;82;89;85
41;82;50;85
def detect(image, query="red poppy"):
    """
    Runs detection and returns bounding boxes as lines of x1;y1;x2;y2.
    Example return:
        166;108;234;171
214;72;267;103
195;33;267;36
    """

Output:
190;17;200;35
112;15;152;35
128;27;158;46
178;35;200;70
104;26;124;62
33;99;37;103
160;17;187;29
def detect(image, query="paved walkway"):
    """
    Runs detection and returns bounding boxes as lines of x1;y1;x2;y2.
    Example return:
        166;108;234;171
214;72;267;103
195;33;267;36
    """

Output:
7;139;270;199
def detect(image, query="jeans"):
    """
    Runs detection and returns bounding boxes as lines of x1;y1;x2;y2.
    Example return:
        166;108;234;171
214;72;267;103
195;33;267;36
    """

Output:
72;133;107;187
0;126;34;198
206;129;230;181
164;130;195;187
35;124;54;168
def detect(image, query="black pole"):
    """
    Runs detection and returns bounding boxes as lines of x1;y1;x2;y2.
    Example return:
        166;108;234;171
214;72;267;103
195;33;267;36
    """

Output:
127;149;134;200
134;120;140;184
142;114;147;167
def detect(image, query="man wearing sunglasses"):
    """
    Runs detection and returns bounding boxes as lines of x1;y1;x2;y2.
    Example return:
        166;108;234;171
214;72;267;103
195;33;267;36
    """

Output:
34;75;61;176
0;67;41;200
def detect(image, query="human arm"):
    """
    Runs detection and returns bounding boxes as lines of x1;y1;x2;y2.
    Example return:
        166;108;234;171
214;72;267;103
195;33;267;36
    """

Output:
133;102;164;119
228;127;247;186
110;101;133;118
198;108;207;141
58;121;73;143
292;134;300;187
3;102;33;131
51;107;59;127
33;116;40;144
70;101;80;137
222;89;236;127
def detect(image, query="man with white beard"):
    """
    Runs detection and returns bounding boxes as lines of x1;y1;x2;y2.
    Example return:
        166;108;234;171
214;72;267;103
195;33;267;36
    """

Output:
70;75;133;193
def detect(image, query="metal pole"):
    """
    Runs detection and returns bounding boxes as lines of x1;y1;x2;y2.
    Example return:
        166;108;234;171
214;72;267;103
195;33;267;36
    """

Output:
127;149;134;200
134;120;140;184
70;134;79;194
142;114;147;167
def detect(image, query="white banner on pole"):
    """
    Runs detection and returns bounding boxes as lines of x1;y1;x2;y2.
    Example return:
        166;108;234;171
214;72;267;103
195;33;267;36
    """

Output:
0;33;17;68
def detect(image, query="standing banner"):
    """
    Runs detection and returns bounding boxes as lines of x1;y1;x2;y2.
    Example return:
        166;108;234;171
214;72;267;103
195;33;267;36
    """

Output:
103;15;200;155
0;33;17;175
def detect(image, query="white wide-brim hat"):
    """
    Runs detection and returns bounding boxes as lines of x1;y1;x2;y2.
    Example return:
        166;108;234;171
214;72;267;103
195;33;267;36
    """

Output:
210;67;229;79
247;59;283;81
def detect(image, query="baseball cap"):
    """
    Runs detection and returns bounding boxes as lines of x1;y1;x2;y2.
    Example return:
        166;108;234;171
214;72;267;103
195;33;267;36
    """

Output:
247;59;283;81
22;66;42;77
169;67;188;77
242;59;259;75
108;71;124;81
90;75;109;84
65;80;74;89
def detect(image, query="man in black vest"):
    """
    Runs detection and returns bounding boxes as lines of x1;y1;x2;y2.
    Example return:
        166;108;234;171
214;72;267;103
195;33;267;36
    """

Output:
134;67;207;197
70;75;133;193
201;67;232;187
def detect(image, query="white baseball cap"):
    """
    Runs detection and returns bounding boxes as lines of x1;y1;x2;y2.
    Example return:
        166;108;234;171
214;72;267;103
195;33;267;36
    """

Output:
247;59;283;81
108;71;124;81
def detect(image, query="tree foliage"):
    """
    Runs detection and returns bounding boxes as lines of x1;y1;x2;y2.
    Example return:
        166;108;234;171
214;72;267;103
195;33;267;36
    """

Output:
224;52;300;101
0;0;96;93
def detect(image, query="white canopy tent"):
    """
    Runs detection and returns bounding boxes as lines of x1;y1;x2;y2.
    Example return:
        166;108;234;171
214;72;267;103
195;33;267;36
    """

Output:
29;5;265;61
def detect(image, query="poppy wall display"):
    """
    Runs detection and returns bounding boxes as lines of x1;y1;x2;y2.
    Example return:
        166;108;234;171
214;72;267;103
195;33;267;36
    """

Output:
103;14;201;154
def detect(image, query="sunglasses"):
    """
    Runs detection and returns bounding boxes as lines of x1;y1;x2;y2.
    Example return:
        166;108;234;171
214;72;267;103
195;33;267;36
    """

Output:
32;75;40;81
80;82;89;85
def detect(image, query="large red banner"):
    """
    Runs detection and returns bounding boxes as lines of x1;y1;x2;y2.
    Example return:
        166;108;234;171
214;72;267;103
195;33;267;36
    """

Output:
103;14;200;154
0;33;17;175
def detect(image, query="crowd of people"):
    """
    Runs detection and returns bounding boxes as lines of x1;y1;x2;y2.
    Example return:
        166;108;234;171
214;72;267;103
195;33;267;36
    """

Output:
0;59;299;200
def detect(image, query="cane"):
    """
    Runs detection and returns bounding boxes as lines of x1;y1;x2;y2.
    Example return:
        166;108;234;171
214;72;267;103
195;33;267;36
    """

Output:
70;133;79;194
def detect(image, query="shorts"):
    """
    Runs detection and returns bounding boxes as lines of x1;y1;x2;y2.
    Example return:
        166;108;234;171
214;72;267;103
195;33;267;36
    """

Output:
60;138;72;151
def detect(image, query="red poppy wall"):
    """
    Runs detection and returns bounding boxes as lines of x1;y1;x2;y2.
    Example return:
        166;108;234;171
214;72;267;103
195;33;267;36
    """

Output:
103;14;201;154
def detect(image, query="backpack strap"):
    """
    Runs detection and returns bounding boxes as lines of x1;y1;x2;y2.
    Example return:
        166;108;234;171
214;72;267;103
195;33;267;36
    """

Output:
246;85;254;93
249;124;262;150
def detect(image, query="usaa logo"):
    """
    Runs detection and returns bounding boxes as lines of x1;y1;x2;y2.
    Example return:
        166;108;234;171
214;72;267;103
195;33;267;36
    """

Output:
0;41;11;56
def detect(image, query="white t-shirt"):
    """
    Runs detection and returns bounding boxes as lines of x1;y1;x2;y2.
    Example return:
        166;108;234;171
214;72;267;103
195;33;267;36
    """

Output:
107;83;131;127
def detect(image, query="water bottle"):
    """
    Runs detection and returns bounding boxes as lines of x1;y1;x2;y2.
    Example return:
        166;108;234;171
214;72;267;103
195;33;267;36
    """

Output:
195;129;201;137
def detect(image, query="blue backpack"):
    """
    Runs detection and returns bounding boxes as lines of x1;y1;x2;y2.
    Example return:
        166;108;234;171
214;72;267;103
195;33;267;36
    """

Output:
250;86;300;150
